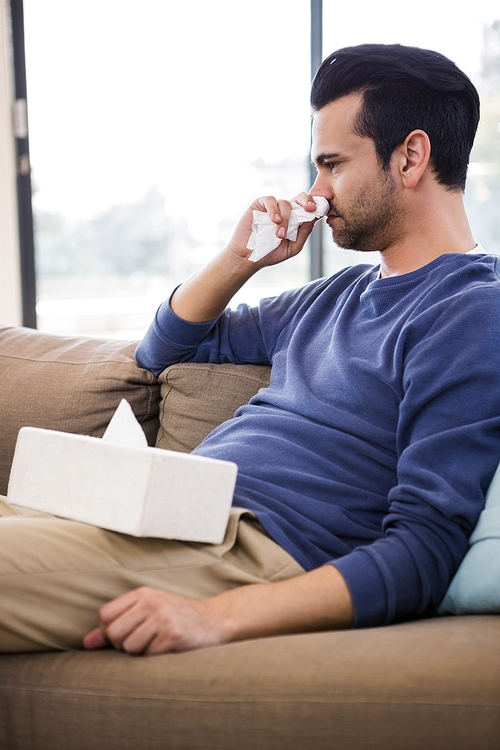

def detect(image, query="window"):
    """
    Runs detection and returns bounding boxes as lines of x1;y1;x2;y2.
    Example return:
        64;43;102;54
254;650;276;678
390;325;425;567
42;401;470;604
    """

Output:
24;0;311;337
22;2;500;337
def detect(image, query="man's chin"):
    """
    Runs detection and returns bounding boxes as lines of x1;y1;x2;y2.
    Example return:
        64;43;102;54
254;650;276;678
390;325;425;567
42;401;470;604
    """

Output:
329;230;374;253
328;227;355;251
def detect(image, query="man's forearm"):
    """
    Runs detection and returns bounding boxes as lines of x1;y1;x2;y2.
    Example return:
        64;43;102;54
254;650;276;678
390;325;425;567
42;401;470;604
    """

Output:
208;564;354;643
170;199;263;323
171;247;259;323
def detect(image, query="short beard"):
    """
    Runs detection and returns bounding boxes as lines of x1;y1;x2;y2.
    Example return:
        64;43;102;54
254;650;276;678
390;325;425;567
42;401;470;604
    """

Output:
330;172;403;253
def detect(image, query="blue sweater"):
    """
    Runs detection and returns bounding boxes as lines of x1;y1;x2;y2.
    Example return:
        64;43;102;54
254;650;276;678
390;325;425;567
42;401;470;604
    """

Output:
136;254;500;627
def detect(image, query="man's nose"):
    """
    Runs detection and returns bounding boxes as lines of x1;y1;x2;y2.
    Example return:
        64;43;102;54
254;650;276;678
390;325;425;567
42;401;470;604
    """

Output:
309;175;334;203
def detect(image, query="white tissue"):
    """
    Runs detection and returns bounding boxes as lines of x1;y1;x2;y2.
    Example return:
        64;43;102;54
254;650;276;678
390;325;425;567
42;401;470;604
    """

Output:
247;196;330;262
102;398;148;449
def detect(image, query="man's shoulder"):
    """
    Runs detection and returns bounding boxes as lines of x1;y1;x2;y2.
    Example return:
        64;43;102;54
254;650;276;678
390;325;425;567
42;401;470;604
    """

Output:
427;252;500;297
414;254;500;336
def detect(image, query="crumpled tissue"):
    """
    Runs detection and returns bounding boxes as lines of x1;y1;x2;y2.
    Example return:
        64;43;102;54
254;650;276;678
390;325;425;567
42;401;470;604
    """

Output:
247;196;330;262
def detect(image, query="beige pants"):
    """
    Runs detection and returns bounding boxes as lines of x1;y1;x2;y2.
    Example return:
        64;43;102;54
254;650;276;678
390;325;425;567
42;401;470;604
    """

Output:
0;496;304;653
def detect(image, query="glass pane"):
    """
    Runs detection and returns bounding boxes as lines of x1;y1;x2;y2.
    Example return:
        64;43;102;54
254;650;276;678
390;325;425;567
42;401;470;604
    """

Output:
321;1;500;276
24;0;311;338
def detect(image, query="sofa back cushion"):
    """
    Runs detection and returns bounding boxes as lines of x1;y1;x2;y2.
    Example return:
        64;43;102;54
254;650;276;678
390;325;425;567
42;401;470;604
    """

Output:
157;362;271;453
0;326;160;495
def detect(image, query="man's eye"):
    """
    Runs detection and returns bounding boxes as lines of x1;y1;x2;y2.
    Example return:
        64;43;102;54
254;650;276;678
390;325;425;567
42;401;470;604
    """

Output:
327;162;339;171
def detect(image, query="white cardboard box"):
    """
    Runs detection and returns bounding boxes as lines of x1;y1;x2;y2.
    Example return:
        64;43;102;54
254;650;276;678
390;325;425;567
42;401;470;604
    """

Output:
7;426;238;544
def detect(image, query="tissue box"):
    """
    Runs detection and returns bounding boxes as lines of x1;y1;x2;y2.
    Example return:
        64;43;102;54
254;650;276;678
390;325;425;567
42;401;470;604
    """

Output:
7;427;238;544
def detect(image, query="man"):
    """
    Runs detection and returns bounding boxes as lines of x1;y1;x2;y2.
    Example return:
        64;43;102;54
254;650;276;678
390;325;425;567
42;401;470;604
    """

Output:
2;44;500;656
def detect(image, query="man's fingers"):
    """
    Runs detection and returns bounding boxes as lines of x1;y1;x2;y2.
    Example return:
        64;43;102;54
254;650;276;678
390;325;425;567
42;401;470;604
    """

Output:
82;626;110;650
98;587;142;623
252;195;280;222
292;191;323;211
120;619;159;655
252;196;292;239
275;199;292;239
98;587;189;653
90;587;152;651
103;603;149;651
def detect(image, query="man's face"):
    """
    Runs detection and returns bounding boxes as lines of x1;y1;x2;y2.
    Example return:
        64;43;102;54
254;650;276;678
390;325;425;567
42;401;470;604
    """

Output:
311;93;404;253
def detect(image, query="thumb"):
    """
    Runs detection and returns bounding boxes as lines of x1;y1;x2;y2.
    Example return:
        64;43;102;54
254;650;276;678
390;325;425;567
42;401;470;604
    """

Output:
83;626;110;650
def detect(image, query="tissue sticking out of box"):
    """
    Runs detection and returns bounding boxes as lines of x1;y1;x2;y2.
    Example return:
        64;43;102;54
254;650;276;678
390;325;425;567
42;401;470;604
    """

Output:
102;398;148;449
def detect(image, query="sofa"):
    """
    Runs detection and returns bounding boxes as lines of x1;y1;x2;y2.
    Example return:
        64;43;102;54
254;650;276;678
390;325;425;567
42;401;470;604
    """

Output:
0;324;498;750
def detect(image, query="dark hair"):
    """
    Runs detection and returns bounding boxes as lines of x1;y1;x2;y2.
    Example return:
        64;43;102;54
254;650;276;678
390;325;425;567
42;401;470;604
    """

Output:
311;44;480;191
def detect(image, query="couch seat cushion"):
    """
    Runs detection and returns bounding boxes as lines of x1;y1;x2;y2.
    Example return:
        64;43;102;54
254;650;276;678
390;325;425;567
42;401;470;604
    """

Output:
0;616;498;750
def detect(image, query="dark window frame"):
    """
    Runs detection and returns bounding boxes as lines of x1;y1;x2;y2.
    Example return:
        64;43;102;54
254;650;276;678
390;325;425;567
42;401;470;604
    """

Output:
9;0;36;328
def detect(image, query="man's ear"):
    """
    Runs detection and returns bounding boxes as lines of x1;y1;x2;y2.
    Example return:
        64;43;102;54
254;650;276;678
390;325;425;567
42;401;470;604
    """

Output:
394;130;431;189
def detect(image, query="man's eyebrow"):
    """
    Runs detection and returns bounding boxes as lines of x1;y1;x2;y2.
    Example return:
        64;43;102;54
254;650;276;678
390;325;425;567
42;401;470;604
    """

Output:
312;152;341;166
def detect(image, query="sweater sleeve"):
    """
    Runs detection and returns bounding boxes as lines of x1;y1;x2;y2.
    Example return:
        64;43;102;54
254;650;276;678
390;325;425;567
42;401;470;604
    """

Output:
135;297;271;376
332;287;500;627
135;279;332;376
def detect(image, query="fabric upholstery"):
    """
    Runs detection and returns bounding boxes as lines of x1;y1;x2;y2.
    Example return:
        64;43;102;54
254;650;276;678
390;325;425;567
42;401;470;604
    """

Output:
0;326;160;495
156;362;271;453
0;616;499;750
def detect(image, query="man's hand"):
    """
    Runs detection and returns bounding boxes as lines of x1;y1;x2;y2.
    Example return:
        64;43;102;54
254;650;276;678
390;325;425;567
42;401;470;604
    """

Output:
83;587;224;655
226;192;321;268
83;566;354;656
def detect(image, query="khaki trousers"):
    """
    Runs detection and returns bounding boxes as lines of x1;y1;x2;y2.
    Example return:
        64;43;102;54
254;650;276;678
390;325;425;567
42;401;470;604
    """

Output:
0;496;304;653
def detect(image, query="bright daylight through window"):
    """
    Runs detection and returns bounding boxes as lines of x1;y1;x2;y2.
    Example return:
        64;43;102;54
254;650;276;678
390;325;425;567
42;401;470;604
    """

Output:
23;1;500;339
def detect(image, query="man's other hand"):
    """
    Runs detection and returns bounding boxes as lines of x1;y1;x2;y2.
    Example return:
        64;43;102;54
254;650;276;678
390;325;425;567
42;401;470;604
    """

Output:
83;586;223;655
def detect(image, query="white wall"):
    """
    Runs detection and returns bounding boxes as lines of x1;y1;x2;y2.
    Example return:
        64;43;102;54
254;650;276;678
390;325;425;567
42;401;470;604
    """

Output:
0;1;22;326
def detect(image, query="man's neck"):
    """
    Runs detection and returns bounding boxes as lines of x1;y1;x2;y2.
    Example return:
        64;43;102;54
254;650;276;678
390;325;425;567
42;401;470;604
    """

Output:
378;188;475;279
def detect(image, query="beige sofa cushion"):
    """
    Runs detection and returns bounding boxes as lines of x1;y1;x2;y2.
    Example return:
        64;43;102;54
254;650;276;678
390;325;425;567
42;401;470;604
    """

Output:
1;616;499;750
0;326;160;495
157;362;271;453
